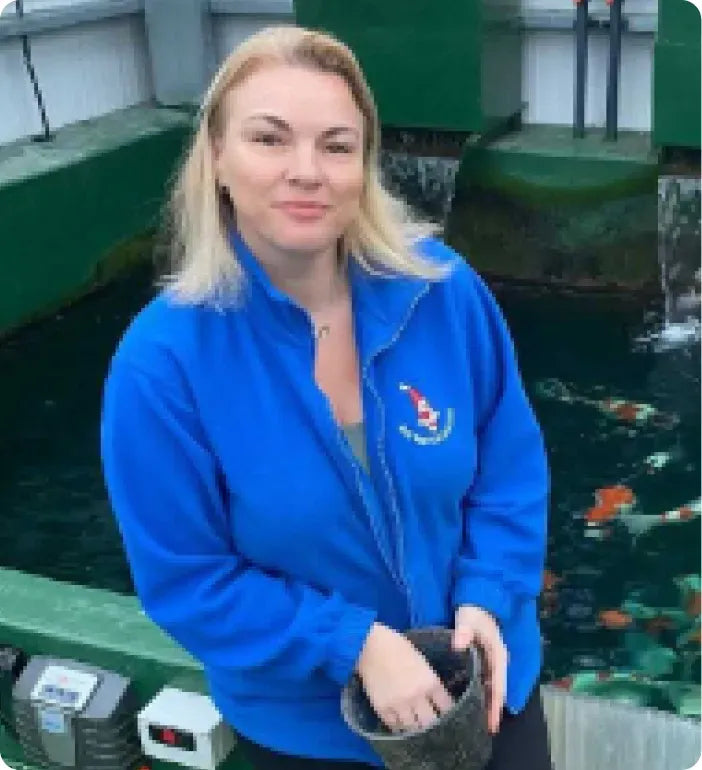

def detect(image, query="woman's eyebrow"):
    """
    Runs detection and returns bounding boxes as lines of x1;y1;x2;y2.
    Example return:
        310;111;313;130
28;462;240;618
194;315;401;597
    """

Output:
244;114;359;138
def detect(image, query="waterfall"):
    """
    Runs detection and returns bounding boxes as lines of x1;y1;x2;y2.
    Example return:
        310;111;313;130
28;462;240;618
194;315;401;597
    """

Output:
379;150;460;228
651;175;701;349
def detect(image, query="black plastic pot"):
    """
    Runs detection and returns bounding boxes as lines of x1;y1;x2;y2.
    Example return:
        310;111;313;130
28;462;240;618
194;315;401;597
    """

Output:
341;627;493;770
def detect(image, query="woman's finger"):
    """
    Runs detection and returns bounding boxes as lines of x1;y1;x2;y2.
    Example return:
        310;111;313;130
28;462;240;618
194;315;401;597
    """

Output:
381;707;403;734
477;631;507;733
452;624;475;652
395;704;418;733
490;646;507;732
429;682;455;715
412;697;440;731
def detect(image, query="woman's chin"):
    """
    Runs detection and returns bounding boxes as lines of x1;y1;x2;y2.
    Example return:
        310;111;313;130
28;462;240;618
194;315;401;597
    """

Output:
275;224;337;254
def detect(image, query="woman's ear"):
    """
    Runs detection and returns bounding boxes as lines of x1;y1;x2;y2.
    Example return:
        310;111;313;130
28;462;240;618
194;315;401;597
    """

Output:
211;138;221;172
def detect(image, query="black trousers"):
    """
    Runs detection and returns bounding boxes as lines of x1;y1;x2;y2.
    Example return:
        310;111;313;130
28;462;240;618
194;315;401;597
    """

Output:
233;684;553;770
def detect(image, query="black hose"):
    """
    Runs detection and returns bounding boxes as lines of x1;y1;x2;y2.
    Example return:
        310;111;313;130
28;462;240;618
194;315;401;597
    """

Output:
16;0;53;142
605;0;624;141
574;0;588;139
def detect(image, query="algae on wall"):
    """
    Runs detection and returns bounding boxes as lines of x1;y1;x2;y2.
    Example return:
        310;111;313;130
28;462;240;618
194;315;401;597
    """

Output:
445;188;659;292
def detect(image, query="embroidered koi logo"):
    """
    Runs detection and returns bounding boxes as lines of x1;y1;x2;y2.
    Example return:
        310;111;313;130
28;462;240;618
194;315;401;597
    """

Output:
398;383;454;445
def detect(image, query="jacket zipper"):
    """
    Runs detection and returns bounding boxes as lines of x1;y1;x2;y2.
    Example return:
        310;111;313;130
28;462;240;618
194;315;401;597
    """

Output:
307;322;405;597
361;282;431;626
306;280;431;626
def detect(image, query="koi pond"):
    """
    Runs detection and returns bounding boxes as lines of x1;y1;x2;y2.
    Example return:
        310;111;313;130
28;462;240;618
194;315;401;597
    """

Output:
1;238;699;719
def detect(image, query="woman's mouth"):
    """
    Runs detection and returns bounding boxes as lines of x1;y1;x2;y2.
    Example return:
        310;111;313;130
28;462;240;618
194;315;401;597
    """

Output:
277;202;329;221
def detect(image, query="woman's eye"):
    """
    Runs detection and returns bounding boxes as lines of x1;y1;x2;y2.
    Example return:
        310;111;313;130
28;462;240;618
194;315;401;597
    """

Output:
253;133;283;146
326;143;353;154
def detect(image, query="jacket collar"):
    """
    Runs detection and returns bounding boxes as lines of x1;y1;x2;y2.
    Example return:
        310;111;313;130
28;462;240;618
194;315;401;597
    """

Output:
228;226;429;361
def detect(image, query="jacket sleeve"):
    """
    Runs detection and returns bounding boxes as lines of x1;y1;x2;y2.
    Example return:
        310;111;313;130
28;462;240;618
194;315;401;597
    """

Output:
451;267;549;629
100;354;377;686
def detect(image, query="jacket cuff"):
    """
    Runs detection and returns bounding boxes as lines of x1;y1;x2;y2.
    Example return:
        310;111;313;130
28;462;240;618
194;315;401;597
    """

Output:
325;605;378;687
452;575;514;628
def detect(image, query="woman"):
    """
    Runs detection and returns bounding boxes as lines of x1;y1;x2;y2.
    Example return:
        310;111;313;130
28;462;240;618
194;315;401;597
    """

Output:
100;25;552;770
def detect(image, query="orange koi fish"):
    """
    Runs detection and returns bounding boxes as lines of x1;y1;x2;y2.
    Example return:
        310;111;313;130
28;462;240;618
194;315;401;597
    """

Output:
585;485;636;524
598;609;633;630
686;591;701;618
585;496;700;540
644;615;676;636
542;569;561;592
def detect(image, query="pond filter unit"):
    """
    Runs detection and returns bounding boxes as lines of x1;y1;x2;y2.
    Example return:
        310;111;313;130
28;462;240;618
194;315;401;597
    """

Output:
11;656;144;769
137;687;235;770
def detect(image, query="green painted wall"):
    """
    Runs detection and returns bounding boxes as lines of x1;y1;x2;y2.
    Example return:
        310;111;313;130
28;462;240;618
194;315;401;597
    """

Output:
294;0;523;133
0;106;194;338
654;0;701;149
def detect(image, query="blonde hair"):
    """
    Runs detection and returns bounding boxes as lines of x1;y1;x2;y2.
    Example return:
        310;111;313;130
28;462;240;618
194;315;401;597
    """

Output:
158;25;451;307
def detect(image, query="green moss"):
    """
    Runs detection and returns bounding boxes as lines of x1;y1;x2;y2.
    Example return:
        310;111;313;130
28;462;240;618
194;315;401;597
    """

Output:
92;229;156;285
446;187;659;291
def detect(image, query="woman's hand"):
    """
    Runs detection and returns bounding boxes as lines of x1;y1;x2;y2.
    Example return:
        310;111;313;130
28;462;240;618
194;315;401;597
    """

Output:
355;623;454;733
452;605;508;734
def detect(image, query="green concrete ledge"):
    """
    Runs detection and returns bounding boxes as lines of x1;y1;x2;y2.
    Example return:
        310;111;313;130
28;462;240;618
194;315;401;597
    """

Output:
0;104;195;338
455;124;660;205
0;566;251;770
449;124;661;289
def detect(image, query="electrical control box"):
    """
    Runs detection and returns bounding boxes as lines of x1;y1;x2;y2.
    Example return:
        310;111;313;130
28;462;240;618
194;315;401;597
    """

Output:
12;656;143;770
138;687;235;770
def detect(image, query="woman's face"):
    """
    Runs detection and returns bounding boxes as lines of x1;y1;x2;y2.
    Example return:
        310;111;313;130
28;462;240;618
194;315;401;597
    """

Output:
213;64;366;257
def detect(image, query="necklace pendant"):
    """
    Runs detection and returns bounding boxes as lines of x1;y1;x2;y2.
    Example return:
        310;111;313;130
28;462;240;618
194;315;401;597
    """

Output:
316;324;331;340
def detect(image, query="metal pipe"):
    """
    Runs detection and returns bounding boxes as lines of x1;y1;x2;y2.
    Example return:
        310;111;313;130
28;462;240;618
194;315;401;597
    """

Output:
16;0;53;142
605;0;624;141
574;0;588;138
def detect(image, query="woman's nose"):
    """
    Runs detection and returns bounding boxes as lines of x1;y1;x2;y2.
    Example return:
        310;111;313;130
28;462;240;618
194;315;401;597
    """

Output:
286;142;322;185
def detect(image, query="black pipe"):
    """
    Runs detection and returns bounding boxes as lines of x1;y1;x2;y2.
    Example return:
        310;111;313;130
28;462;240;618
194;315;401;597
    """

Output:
574;0;588;138
605;0;624;141
16;0;53;142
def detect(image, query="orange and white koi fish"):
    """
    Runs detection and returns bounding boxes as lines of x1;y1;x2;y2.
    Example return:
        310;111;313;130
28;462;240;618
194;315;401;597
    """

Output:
585;496;700;539
616;498;701;538
584;485;636;524
619;600;689;633
533;379;679;428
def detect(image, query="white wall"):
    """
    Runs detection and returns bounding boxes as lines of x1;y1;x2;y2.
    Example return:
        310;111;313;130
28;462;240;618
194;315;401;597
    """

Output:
0;14;152;144
519;0;657;130
1;1;658;145
521;0;658;17
1;0;97;14
213;13;294;66
523;30;654;131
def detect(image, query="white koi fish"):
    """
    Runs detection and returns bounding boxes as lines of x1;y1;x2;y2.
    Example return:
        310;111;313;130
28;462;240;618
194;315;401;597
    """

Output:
533;379;679;428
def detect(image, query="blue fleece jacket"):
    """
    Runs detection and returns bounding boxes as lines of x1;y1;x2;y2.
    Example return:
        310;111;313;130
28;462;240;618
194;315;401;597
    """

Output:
100;229;549;765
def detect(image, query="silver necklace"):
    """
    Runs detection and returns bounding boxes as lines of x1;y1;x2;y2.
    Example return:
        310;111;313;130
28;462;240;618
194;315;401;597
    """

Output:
315;323;331;341
312;255;348;341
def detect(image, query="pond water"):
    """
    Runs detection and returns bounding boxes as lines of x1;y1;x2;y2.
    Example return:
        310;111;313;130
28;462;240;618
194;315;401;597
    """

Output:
1;233;699;717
